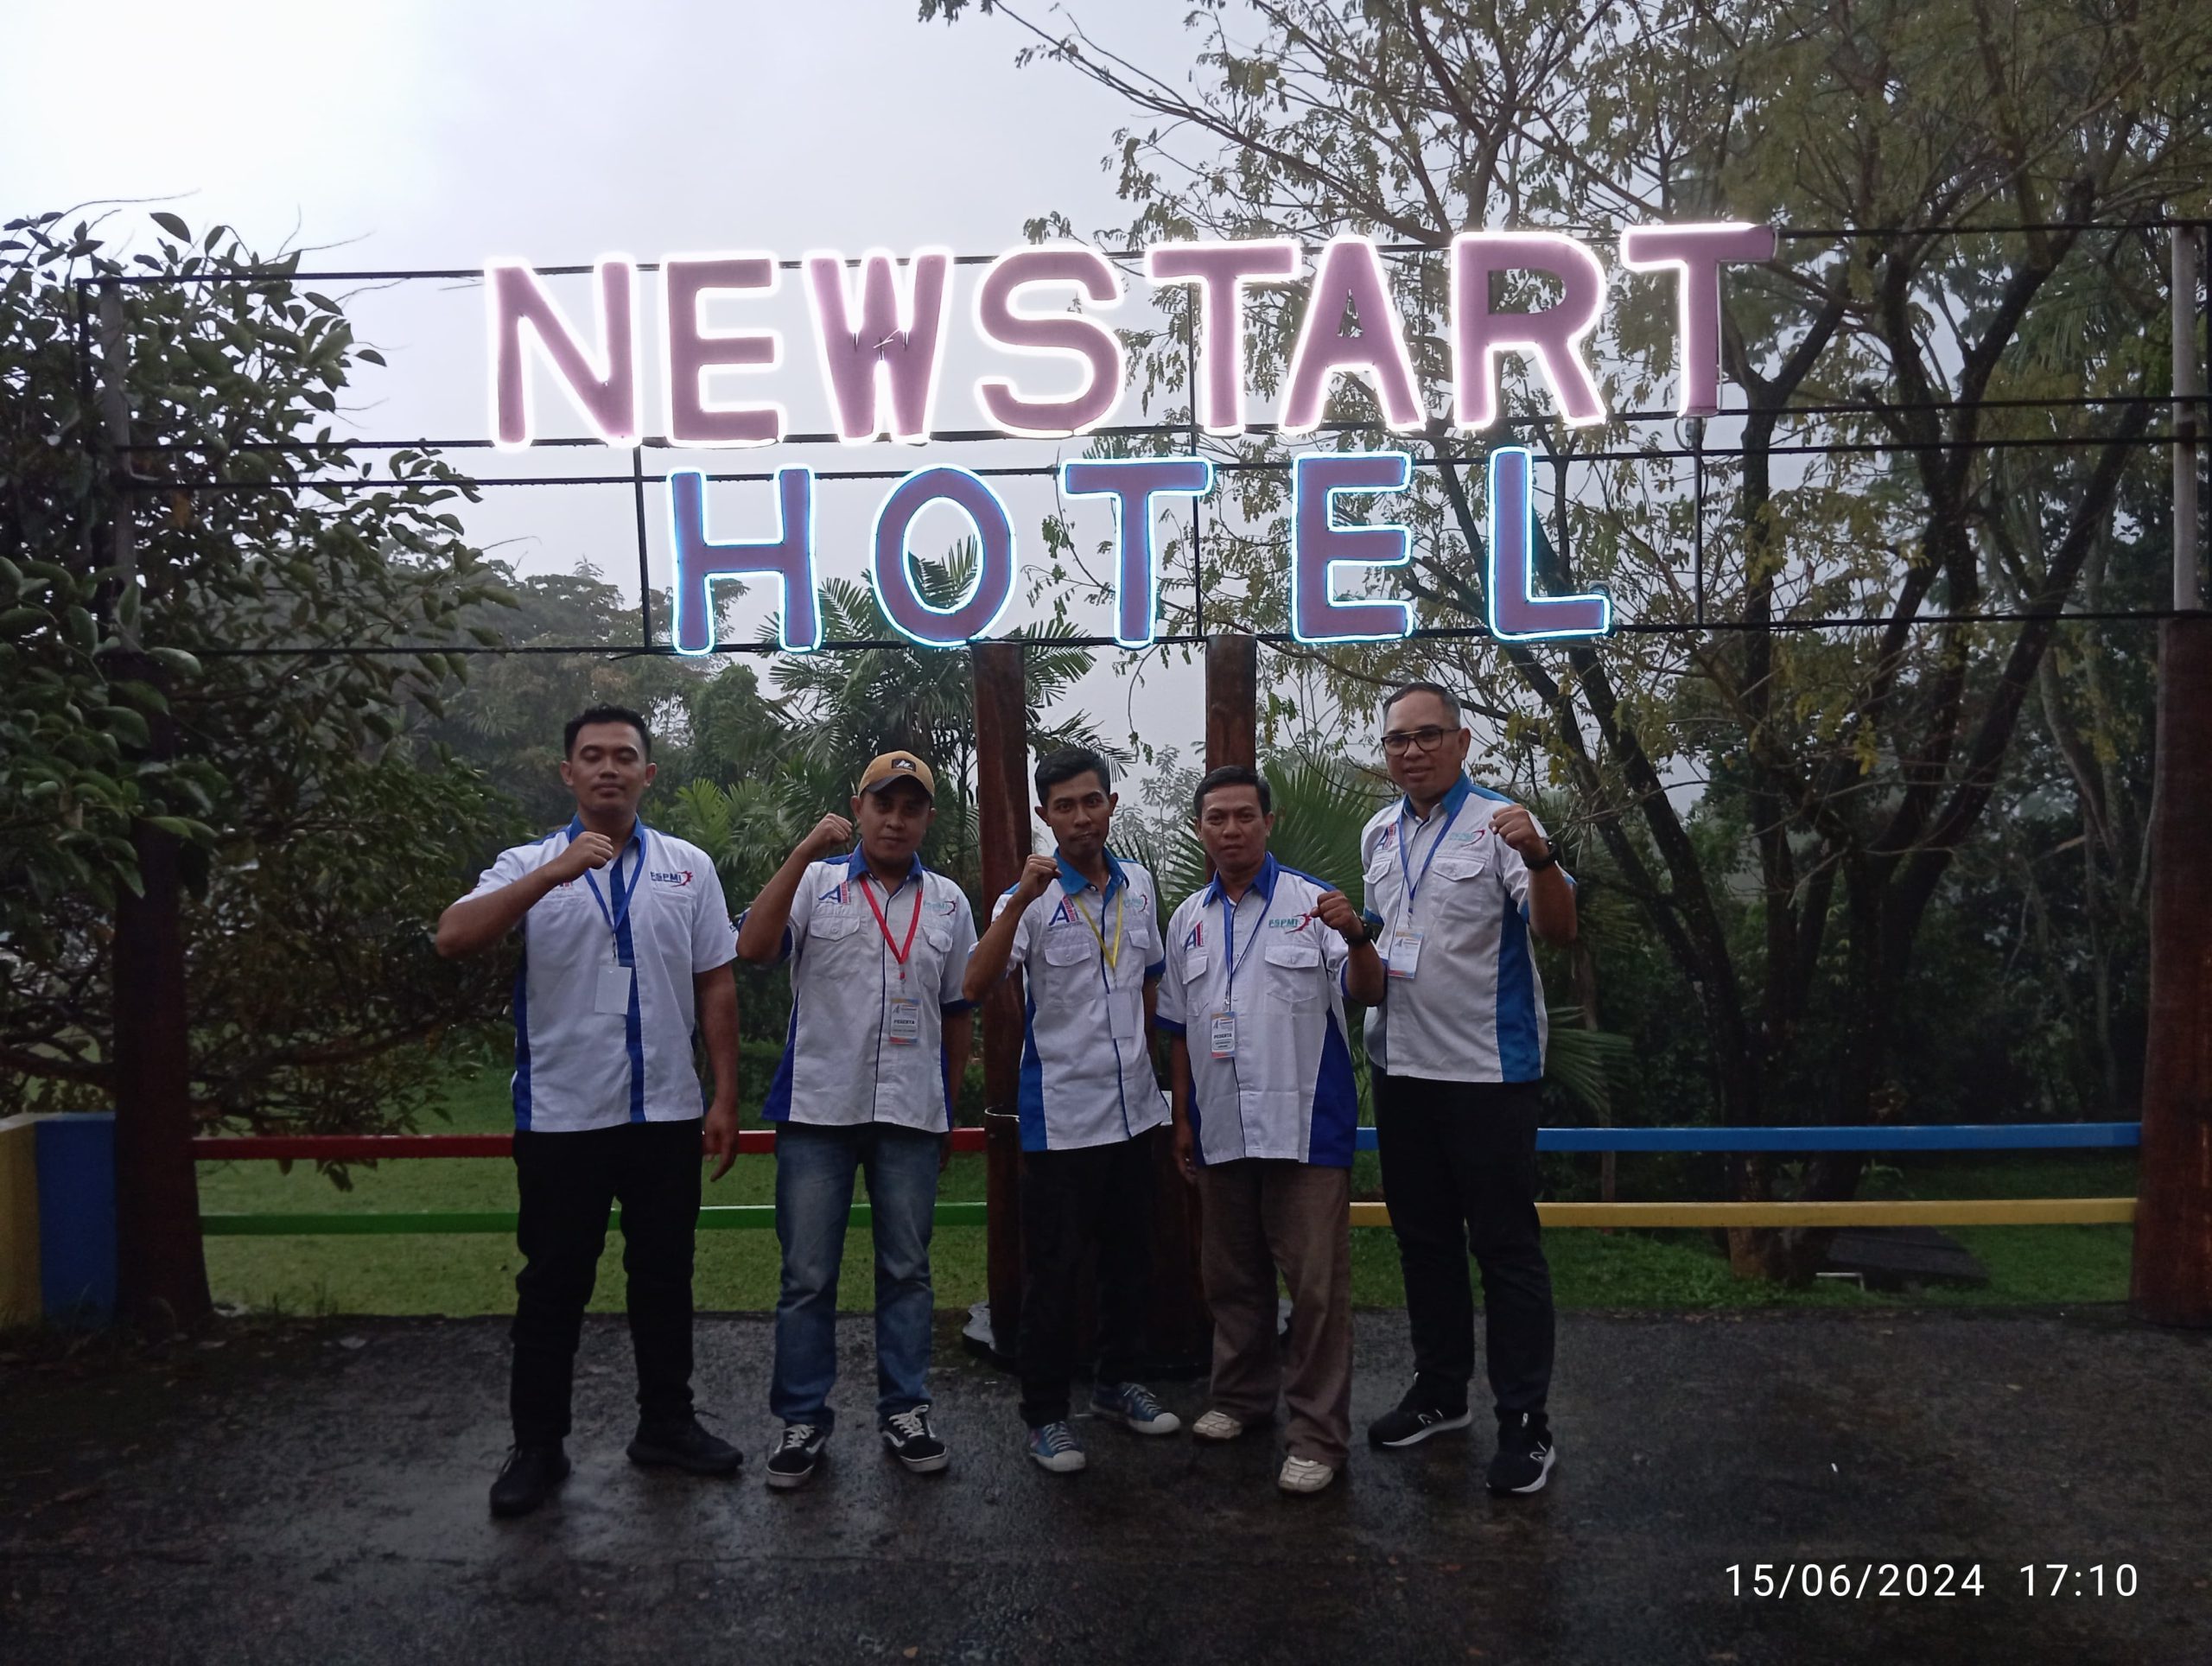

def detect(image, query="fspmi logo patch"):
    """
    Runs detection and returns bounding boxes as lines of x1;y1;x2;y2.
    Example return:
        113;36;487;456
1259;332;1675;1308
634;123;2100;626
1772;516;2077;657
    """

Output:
651;869;693;886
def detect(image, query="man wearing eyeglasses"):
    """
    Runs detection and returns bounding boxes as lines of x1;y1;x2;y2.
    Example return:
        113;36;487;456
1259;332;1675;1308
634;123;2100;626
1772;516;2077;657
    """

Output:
1359;681;1576;1496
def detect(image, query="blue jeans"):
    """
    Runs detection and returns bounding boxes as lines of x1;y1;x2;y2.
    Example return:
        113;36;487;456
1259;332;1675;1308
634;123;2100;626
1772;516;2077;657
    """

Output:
770;1119;941;1432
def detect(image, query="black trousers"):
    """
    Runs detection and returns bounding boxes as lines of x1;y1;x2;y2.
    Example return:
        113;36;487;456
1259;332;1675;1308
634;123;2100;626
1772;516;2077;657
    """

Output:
1016;1129;1157;1428
510;1116;702;1445
1373;1071;1554;1420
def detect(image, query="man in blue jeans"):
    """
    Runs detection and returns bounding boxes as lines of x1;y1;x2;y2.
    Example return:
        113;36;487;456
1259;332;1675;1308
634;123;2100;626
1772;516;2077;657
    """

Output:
735;751;977;1488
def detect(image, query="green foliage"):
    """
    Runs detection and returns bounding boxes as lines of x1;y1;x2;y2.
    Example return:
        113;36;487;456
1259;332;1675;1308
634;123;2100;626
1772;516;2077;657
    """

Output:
0;207;514;1133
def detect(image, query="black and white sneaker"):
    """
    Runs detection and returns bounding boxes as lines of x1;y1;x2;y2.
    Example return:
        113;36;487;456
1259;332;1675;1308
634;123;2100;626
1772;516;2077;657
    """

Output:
765;1422;828;1490
880;1404;950;1473
1485;1411;1556;1494
1367;1379;1473;1448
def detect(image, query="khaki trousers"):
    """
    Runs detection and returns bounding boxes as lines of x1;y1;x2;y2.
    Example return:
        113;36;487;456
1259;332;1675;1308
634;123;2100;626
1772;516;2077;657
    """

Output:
1197;1159;1353;1467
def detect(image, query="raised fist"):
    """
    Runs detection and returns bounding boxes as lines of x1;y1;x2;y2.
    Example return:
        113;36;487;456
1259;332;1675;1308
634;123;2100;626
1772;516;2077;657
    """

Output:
547;830;616;883
1014;853;1062;904
798;812;854;861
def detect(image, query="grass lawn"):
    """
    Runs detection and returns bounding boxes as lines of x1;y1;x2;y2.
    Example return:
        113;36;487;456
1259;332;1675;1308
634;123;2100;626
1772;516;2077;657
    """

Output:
198;1066;2138;1318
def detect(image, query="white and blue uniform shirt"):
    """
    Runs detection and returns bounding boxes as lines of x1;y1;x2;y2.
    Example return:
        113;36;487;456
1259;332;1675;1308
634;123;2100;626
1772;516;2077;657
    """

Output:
467;819;737;1133
991;850;1167;1154
749;850;977;1132
1358;775;1569;1084
1155;855;1359;1168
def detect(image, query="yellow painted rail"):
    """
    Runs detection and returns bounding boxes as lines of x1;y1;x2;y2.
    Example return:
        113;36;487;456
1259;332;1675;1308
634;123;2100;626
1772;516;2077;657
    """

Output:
1348;1198;2136;1230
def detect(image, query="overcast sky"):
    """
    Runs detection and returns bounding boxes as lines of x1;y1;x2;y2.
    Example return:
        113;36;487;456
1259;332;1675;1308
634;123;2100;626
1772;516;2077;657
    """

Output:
3;0;1230;776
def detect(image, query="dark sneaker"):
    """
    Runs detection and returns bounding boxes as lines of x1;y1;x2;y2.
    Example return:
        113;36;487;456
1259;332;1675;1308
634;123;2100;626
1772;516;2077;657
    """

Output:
765;1422;828;1491
1485;1412;1556;1495
1367;1379;1473;1448
1026;1420;1087;1474
489;1442;570;1518
880;1404;950;1473
1090;1381;1181;1435
626;1414;742;1476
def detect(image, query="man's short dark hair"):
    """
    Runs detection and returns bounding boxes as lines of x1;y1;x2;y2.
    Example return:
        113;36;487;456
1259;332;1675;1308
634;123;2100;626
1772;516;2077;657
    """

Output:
563;704;652;758
1192;765;1271;818
1035;746;1113;803
1380;680;1462;728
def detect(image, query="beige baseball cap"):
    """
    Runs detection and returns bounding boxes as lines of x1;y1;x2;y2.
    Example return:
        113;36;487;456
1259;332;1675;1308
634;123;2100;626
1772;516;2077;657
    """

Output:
856;750;937;799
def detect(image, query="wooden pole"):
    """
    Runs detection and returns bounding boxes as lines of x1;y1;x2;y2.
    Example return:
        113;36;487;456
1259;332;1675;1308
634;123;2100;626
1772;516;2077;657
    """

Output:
2133;228;2209;1326
1205;634;1259;771
98;282;210;1332
971;642;1030;1358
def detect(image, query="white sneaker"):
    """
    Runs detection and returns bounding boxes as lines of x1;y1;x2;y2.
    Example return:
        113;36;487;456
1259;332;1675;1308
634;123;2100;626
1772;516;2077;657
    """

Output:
1277;1455;1337;1494
1191;1409;1246;1442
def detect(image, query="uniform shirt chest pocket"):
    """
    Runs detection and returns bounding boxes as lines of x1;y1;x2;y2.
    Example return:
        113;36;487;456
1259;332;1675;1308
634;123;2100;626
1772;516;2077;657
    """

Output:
1261;938;1324;1007
1042;928;1096;969
1431;849;1491;885
807;905;863;944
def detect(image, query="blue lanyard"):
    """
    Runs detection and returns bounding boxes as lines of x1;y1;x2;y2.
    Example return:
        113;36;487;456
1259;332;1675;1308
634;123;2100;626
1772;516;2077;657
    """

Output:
1220;888;1265;1008
1395;792;1465;912
574;820;645;964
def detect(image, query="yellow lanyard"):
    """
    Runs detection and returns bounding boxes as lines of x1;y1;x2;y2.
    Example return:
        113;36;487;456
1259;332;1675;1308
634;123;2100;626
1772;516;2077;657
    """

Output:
1071;886;1125;973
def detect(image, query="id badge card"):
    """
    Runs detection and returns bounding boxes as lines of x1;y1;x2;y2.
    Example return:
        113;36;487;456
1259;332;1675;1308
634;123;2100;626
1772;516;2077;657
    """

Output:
595;964;635;1014
887;995;922;1046
1109;988;1143;1043
1208;1009;1237;1059
1387;926;1423;980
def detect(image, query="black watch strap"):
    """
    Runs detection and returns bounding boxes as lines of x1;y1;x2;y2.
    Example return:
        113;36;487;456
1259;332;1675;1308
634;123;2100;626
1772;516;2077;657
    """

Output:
1524;844;1560;872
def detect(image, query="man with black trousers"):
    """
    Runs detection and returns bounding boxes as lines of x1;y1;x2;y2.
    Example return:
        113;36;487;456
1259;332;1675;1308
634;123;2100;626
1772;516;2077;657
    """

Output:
962;747;1179;1474
437;705;744;1517
1358;682;1576;1495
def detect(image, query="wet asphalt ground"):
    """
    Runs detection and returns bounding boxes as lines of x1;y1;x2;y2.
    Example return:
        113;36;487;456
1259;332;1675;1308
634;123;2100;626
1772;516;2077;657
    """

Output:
2;1307;2206;1664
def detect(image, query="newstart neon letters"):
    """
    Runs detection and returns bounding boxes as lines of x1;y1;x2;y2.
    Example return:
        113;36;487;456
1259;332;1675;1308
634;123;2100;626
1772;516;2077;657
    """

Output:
485;226;1776;652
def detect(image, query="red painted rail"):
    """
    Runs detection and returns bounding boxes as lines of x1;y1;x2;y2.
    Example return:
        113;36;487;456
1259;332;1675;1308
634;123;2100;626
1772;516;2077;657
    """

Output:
192;1127;990;1160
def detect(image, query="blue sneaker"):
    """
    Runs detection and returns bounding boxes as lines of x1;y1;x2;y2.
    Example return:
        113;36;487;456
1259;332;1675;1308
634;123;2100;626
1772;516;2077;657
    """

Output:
1090;1381;1182;1435
1026;1421;1087;1473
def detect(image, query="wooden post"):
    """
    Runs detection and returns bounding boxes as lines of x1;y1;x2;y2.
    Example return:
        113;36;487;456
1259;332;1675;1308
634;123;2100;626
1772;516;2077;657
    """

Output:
1205;633;1259;772
99;282;210;1332
972;642;1030;1358
2133;615;2212;1326
2133;224;2209;1326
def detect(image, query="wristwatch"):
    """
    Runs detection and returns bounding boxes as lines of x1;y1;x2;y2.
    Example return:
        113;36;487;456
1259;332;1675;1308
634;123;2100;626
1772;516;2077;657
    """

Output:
1524;843;1560;872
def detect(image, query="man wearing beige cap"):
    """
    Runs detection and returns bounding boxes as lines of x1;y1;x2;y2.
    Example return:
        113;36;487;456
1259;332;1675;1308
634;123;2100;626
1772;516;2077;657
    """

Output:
736;751;977;1489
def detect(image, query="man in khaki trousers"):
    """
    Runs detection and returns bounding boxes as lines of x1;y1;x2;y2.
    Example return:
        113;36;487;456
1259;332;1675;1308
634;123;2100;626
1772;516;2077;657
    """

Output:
1157;766;1384;1494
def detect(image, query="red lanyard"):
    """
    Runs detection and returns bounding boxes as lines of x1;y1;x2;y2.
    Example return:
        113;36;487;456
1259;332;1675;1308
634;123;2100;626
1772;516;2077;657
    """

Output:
856;874;924;977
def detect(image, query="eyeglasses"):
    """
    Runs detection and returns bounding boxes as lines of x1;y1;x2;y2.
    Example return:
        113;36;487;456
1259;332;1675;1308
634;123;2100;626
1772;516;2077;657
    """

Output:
1380;726;1452;756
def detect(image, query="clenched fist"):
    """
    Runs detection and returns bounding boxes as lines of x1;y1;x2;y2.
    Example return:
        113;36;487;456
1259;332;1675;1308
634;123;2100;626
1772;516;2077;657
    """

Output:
1012;853;1062;906
798;812;854;862
546;830;617;883
1489;804;1549;862
1309;888;1364;941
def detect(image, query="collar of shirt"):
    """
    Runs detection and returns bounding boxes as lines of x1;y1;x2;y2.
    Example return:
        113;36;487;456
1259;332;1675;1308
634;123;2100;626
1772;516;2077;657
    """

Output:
1054;847;1128;901
1199;850;1281;908
839;845;925;891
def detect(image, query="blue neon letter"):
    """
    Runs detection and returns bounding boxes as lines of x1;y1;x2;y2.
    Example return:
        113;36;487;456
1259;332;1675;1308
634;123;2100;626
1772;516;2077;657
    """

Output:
1486;447;1611;640
870;467;1016;645
668;467;819;654
1059;457;1212;648
1291;451;1413;643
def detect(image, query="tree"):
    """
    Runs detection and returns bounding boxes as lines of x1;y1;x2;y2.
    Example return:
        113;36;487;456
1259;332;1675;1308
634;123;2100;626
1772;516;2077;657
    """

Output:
1;209;514;1317
925;0;2210;1275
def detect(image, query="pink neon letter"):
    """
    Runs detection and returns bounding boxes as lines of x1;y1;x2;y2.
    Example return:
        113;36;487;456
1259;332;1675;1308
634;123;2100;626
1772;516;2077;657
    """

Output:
1060;457;1212;648
667;469;819;655
1619;223;1777;416
804;249;954;443
665;255;784;447
1281;237;1425;432
1448;233;1607;429
1145;240;1300;434
488;258;638;447
1292;452;1413;643
974;248;1123;436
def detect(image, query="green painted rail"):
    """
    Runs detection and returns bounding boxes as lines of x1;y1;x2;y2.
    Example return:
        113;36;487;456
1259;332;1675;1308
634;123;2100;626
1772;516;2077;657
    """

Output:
199;1201;992;1237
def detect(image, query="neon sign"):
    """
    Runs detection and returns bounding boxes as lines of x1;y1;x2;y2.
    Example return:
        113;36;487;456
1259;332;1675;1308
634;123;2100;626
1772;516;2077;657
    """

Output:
490;227;1773;646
